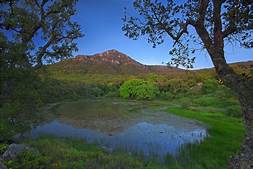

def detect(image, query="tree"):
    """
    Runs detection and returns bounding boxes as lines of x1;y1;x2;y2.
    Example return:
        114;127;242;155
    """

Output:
122;0;253;168
0;0;83;69
0;0;83;105
120;79;159;99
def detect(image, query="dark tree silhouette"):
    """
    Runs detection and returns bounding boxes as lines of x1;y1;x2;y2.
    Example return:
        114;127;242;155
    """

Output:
122;0;253;168
0;0;83;69
0;0;83;104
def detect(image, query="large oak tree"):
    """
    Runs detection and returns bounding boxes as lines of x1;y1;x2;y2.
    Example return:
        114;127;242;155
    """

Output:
122;0;253;168
0;0;83;102
0;0;83;69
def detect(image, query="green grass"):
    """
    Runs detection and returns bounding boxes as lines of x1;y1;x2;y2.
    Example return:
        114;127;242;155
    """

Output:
5;137;150;169
165;107;244;169
1;84;245;169
3;95;245;169
2;59;250;169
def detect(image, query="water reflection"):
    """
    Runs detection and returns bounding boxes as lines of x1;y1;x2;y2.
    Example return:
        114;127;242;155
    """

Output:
26;119;207;160
25;99;208;160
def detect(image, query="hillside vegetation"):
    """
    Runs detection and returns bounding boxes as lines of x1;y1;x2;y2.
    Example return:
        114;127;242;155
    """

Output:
1;50;252;169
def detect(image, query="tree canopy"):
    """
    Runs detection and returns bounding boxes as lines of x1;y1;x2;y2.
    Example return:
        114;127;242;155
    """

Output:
0;0;83;69
120;79;159;99
122;1;253;168
122;0;252;68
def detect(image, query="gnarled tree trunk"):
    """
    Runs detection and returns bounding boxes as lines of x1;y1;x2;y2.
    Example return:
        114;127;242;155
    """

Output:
228;80;253;169
209;52;253;169
209;53;253;169
195;9;253;166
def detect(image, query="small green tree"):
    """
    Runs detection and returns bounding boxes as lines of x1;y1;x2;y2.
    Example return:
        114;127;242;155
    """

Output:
120;79;159;100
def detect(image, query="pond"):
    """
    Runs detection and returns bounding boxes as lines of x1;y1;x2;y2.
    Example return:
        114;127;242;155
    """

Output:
24;98;207;161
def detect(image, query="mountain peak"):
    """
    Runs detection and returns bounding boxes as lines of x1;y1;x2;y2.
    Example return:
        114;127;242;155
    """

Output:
75;50;141;66
98;49;130;60
51;49;184;75
104;49;121;54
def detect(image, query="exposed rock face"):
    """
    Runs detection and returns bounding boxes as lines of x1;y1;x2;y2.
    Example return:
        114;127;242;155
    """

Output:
2;144;29;161
75;49;142;66
49;49;183;75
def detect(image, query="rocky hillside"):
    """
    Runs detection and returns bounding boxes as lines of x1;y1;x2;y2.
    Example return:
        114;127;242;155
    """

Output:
48;49;183;75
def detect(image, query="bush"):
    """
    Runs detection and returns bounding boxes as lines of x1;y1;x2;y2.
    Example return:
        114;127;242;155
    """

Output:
119;79;159;100
159;91;175;99
165;79;196;94
201;79;219;94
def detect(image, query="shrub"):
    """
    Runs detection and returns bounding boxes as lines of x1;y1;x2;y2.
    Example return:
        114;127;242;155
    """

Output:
201;79;219;94
159;91;175;99
119;79;159;100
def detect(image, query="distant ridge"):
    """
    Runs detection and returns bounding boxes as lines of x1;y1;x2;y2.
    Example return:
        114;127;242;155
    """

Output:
47;49;252;77
49;49;183;75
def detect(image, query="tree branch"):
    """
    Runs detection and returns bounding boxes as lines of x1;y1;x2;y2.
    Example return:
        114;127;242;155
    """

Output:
198;0;208;24
194;0;214;51
34;35;55;69
223;22;253;39
213;0;223;47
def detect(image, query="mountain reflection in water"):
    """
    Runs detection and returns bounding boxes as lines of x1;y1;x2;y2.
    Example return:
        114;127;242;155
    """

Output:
24;99;207;161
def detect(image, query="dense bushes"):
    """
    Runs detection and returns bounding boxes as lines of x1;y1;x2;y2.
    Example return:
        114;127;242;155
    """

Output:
0;69;45;139
119;79;159;99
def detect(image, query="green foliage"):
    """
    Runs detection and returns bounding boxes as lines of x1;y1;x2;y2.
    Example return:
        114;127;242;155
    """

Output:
0;0;83;140
1;90;244;169
201;79;220;94
224;105;242;118
120;79;159;99
166;79;197;94
159;91;175;99
7;150;51;169
0;69;45;139
0;0;83;69
6;137;144;169
0;143;8;154
166;107;244;169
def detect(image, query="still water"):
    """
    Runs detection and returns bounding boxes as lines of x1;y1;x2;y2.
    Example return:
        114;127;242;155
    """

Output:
25;99;207;160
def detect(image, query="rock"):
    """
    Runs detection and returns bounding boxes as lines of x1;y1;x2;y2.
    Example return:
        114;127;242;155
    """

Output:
2;144;29;161
0;158;7;169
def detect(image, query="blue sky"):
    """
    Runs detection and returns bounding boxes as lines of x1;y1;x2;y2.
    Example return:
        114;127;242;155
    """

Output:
73;0;252;69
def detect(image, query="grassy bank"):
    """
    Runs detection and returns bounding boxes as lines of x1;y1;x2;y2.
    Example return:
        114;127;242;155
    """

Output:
2;93;245;169
1;68;246;169
5;137;146;169
165;107;244;169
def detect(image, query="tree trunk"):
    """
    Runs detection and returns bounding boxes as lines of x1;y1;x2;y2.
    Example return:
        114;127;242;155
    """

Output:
200;44;253;168
228;80;253;169
194;3;253;167
210;54;253;169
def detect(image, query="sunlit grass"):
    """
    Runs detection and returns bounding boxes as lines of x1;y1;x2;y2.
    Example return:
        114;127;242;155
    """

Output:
165;107;244;169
